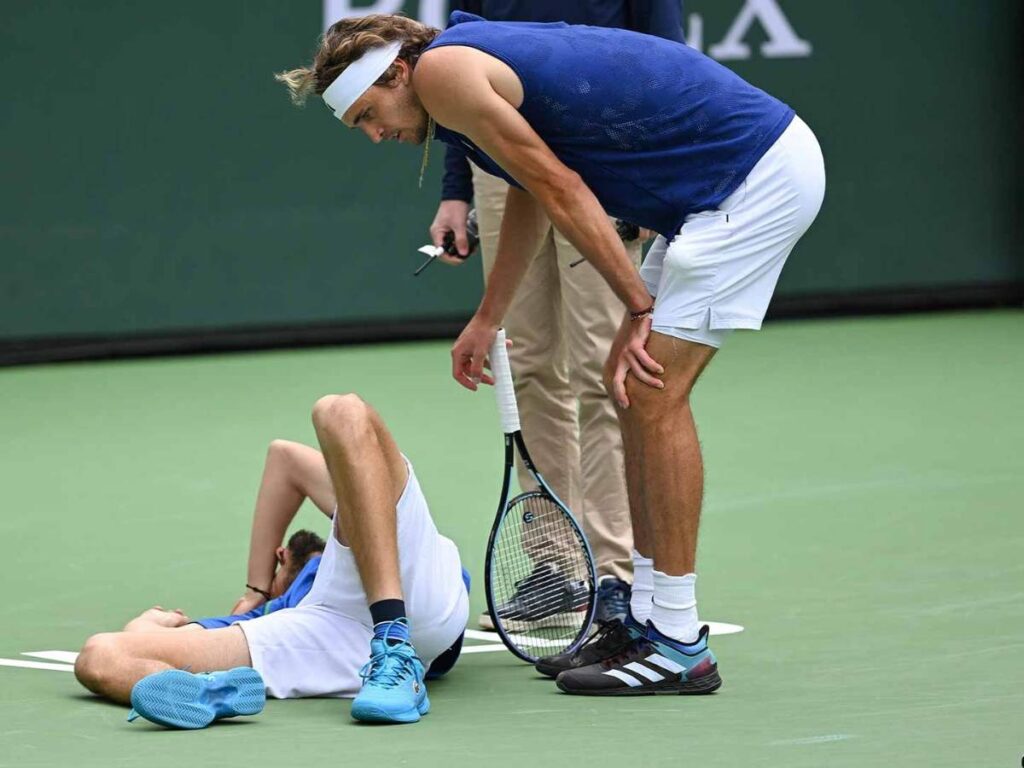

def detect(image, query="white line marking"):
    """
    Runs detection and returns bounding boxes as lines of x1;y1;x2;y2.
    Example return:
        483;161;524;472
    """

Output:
464;629;500;642
770;734;854;746
464;628;575;649
23;651;79;663
464;620;744;647
705;621;744;636
0;658;76;672
460;644;508;654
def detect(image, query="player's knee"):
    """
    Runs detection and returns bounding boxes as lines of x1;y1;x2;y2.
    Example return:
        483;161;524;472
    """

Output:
311;394;375;447
312;393;365;429
75;633;119;692
625;375;688;420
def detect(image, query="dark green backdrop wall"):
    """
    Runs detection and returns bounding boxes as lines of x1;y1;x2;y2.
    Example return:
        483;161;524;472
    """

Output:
2;1;1021;357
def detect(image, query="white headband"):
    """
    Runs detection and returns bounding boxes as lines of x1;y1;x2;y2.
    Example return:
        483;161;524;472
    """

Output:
322;40;403;121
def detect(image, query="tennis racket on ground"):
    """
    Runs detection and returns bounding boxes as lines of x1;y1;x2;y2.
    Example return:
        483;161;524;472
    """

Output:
484;328;597;663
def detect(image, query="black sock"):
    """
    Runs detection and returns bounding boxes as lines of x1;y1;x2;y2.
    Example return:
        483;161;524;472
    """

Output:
369;598;407;626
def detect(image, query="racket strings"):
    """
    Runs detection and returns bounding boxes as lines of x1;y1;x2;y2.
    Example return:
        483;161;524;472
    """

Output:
490;493;593;658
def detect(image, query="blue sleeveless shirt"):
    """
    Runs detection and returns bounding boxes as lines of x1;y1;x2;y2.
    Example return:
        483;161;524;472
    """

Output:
425;11;794;237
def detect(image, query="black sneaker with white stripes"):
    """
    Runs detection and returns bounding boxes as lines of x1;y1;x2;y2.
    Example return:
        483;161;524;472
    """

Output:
534;613;645;678
555;624;722;696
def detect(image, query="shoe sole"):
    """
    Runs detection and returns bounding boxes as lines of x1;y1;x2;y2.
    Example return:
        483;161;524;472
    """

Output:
130;667;265;729
556;670;722;697
351;693;430;724
534;661;564;678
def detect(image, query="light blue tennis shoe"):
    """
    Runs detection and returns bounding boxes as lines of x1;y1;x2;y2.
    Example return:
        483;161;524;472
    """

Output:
127;667;265;729
351;620;429;724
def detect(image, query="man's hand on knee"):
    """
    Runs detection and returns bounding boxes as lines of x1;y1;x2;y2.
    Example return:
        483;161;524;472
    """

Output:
605;313;664;409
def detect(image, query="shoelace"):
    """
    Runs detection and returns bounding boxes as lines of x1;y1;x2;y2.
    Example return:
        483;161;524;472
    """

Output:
572;620;633;659
598;633;652;670
359;643;417;689
596;580;630;618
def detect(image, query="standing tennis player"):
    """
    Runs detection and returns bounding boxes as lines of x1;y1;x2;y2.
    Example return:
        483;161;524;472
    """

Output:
429;1;686;630
277;11;825;695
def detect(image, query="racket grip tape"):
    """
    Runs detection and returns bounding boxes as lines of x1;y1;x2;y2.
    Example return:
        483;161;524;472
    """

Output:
490;329;521;434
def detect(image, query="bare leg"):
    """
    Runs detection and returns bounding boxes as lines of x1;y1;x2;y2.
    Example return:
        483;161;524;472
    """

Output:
619;412;652;556
311;394;408;605
75;626;250;704
613;332;715;575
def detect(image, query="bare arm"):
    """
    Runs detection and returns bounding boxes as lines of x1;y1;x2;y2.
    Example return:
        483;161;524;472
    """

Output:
417;48;651;320
415;47;663;400
236;441;334;612
477;184;548;323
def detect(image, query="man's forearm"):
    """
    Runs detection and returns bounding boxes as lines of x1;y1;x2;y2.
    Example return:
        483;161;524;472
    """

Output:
477;186;549;324
537;175;652;312
244;445;305;593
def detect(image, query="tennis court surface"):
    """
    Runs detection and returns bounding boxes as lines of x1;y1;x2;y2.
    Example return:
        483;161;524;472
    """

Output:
1;310;1021;767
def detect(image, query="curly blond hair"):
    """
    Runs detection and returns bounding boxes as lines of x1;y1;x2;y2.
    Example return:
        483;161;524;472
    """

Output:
275;14;441;106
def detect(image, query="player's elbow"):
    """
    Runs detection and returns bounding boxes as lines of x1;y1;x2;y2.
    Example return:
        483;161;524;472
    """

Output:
266;438;302;470
549;168;584;200
536;169;585;219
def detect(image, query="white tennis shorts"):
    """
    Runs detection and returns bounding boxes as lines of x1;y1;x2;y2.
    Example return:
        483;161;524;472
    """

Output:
237;458;469;699
641;114;826;348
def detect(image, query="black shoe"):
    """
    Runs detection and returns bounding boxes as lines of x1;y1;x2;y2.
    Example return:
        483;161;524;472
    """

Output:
495;563;589;623
534;613;645;678
555;623;722;696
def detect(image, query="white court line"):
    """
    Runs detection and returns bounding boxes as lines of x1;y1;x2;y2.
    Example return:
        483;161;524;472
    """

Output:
0;658;75;672
704;621;745;636
466;622;745;645
464;629;501;642
460;645;508;654
23;651;79;664
1;622;745;673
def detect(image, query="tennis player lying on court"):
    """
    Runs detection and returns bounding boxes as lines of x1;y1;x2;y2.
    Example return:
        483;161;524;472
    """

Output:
74;394;470;728
119;528;326;633
121;524;467;673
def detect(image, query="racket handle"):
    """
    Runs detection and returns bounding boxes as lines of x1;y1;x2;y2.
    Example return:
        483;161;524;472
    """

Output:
490;328;521;434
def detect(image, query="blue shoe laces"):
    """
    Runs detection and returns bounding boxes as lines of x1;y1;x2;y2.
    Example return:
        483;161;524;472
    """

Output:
596;578;631;623
359;621;418;689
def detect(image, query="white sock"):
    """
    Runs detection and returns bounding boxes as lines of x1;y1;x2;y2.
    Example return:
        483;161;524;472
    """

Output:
650;570;699;643
629;549;654;623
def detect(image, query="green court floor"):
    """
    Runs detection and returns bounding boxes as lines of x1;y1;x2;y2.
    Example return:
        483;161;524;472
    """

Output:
1;310;1021;767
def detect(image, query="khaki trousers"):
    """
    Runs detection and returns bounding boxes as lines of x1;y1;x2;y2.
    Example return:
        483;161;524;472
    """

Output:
472;167;638;582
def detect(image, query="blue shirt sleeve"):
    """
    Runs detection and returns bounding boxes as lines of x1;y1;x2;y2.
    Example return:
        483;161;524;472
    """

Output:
193;605;267;630
192;555;322;630
438;0;479;202
442;144;475;202
627;0;686;43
